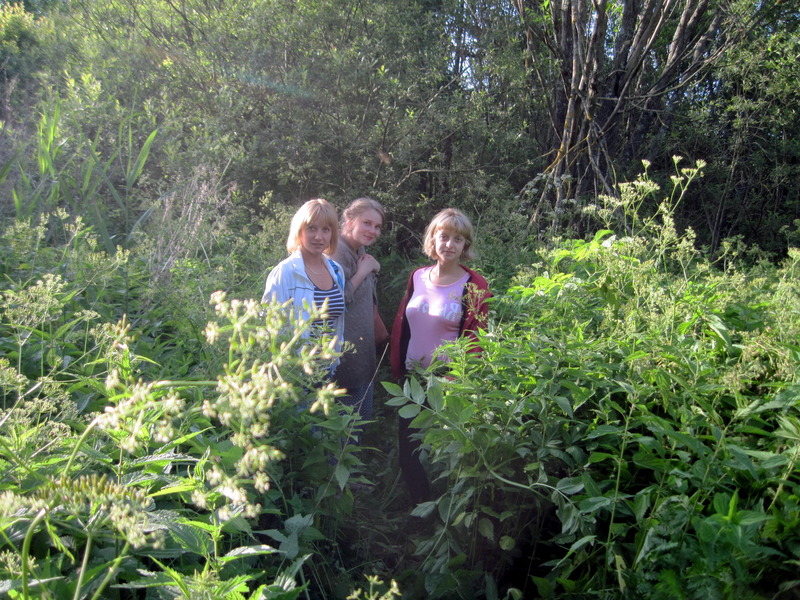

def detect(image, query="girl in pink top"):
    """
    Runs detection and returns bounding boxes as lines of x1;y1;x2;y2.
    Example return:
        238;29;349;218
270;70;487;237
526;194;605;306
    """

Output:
389;208;491;503
404;268;471;370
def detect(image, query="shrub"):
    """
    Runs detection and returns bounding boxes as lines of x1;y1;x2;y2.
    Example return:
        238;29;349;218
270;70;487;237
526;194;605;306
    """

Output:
383;169;800;599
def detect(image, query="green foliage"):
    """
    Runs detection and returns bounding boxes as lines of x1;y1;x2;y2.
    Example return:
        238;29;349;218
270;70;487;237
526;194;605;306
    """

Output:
0;4;38;75
0;208;382;599
3;94;160;253
0;3;50;123
667;18;800;256
382;173;800;598
1;1;800;598
2;150;800;598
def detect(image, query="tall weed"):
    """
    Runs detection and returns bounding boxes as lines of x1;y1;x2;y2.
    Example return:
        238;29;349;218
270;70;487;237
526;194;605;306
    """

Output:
0;207;380;598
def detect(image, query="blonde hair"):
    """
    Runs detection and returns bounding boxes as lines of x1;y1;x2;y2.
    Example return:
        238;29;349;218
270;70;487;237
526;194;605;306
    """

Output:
341;197;385;236
422;208;476;261
286;198;339;254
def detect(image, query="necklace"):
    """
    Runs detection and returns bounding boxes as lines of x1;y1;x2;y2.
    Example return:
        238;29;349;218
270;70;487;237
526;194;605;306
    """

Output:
305;261;327;276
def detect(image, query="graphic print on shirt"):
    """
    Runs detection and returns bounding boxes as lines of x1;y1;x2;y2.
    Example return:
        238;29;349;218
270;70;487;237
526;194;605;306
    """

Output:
408;295;462;322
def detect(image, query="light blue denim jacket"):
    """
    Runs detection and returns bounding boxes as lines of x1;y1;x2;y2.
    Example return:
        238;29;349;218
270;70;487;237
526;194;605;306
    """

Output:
262;250;346;364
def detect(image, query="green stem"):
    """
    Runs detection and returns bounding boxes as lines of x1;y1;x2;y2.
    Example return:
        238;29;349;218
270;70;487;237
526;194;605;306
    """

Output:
602;399;636;589
61;418;100;477
767;443;800;513
88;540;131;600
21;508;47;600
153;380;218;388
72;534;93;600
299;568;312;600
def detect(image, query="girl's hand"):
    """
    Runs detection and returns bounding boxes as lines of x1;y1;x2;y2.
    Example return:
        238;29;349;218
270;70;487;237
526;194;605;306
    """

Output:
358;253;380;275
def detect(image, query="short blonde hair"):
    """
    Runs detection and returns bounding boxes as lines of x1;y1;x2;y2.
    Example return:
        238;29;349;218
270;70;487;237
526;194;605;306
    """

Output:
341;197;385;236
286;198;339;254
422;208;476;261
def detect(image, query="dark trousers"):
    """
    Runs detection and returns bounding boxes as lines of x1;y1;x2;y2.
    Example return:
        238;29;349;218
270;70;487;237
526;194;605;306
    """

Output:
398;415;431;504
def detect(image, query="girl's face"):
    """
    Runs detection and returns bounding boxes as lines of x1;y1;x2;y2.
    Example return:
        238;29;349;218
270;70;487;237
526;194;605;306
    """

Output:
345;208;383;248
300;217;333;257
434;227;466;264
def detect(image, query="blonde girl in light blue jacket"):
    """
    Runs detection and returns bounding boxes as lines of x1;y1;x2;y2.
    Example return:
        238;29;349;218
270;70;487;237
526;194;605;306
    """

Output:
262;199;346;375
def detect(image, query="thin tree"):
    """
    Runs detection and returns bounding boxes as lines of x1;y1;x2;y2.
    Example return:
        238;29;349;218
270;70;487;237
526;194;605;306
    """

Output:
511;0;771;231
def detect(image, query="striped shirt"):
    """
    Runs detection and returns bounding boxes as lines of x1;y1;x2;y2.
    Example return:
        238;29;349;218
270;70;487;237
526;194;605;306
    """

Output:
312;284;345;336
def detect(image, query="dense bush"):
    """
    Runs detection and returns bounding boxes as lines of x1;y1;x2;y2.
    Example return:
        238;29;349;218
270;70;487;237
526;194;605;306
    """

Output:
0;206;395;599
1;2;799;598
382;167;800;598
1;143;799;599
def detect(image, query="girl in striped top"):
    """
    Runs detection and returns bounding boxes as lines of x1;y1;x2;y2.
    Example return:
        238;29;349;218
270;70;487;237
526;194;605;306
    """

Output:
262;199;346;376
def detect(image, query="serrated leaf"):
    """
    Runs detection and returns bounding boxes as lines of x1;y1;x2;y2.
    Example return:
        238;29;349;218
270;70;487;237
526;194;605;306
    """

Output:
411;501;436;518
381;381;404;396
556;477;584;495
407;376;426;404
579;496;612;513
334;462;350;490
428;382;444;411
218;544;277;563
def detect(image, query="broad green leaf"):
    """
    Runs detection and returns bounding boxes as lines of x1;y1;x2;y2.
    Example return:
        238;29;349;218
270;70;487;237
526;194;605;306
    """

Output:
632;491;651;521
499;536;516;551
334;462;350;490
218;544;278;563
552;395;573;417
662;430;709;456
384;396;410;407
427;381;444;411
406;376;426;404
584;424;624;439
478;517;495;541
556;477;584;495
399;403;421;419
579;496;612;513
411;501;436;518
587;451;616;464
381;381;404;396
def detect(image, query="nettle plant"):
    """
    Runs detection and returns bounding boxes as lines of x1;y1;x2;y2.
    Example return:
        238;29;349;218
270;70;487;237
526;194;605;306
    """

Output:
0;277;379;598
384;164;800;599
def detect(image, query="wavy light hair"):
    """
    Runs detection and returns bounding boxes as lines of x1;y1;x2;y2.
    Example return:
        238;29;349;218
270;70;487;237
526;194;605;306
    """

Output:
422;208;476;261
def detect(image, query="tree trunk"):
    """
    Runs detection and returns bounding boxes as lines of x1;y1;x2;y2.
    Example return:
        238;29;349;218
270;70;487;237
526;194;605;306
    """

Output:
515;0;751;233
